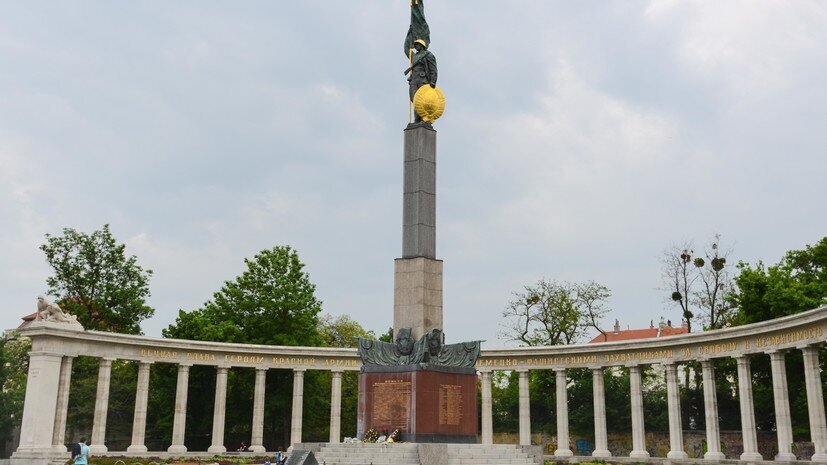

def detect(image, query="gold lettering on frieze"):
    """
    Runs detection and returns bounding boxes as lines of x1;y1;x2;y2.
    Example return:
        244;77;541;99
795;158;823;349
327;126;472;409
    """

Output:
602;350;673;364
697;342;738;356
271;356;317;366
753;327;825;349
185;352;216;361
323;358;360;367
140;349;178;359
224;355;265;364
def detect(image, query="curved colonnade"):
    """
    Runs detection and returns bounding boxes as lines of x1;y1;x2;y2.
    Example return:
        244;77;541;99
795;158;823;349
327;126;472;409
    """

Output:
11;306;827;464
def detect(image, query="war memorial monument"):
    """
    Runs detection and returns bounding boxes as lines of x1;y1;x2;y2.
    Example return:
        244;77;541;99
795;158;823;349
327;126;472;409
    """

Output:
8;2;827;465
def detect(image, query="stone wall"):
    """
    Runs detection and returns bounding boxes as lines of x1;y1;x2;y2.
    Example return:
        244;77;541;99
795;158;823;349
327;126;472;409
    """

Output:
493;431;818;460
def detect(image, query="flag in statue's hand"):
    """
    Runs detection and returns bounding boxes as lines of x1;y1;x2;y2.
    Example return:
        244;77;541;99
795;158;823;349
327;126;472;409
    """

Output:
404;0;431;57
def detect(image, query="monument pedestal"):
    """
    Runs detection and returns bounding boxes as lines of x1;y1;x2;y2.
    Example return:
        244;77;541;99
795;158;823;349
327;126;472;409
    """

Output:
357;366;477;443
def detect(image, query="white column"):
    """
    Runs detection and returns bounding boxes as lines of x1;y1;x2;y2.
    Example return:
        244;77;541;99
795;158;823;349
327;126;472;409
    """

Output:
480;371;494;445
736;356;762;461
290;369;305;446
518;369;531;446
90;358;113;454
168;364;190;453
665;363;688;459
52;356;74;452
769;351;796;461
592;367;611;458
208;367;229;453
14;351;63;455
802;345;827;462
329;371;343;444
127;361;152;453
554;368;573;457
250;368;267;453
701;359;725;460
629;365;649;458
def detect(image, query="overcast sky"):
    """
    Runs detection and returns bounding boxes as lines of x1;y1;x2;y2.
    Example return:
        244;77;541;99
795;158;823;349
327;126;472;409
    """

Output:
1;1;826;346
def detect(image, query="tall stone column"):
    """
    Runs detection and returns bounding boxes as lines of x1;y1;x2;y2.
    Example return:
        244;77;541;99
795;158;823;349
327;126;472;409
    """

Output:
52;356;74;452
250;368;267;453
90;358;113;454
329;371;343;444
802;345;827;462
13;351;63;456
554;368;573;457
629;365;649;458
591;368;611;458
208;367;229;453
701;359;725;460
665;363;688;459
736;356;762;461
291;369;305;446
480;371;494;445
394;125;443;341
127;361;152;453
518;369;531;446
769;351;796;461
168;364;191;453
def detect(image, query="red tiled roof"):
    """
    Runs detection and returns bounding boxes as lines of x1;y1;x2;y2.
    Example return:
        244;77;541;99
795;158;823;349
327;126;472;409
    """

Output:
18;312;38;330
588;326;688;343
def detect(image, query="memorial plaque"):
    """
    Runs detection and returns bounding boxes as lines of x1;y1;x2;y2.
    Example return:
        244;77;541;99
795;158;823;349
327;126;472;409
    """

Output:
372;379;412;430
438;384;462;426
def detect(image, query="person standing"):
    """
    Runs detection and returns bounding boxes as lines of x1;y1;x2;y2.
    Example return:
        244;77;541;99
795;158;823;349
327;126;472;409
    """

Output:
72;437;90;465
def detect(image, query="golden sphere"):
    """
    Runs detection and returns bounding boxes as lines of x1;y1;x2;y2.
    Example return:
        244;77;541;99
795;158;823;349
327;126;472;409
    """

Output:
413;85;445;123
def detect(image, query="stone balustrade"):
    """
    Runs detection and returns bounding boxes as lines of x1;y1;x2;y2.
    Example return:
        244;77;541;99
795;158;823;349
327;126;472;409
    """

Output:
10;305;827;465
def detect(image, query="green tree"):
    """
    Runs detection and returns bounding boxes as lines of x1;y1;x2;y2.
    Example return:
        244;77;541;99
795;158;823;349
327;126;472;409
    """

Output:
730;237;827;324
40;224;154;334
0;333;31;457
500;279;611;346
160;246;325;449
319;314;375;348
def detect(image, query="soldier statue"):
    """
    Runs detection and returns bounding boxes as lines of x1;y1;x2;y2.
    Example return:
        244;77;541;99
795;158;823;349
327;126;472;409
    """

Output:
404;39;437;124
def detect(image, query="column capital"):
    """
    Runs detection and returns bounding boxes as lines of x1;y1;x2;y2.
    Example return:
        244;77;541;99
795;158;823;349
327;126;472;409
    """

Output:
590;366;605;373
256;367;269;373
293;368;307;373
734;354;751;365
331;370;343;376
800;343;824;353
138;360;154;366
216;366;229;374
767;349;788;358
552;367;567;373
516;368;529;374
625;364;642;370
477;368;494;374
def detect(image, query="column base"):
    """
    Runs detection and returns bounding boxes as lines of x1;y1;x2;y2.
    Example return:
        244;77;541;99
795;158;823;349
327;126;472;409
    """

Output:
774;452;796;461
667;450;688;459
88;444;108;454
629;450;650;458
208;445;227;453
704;451;726;460
167;445;187;453
11;450;69;465
126;444;148;453
810;453;827;463
51;445;67;453
249;445;266;453
740;451;763;461
592;449;612;458
553;449;573;457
